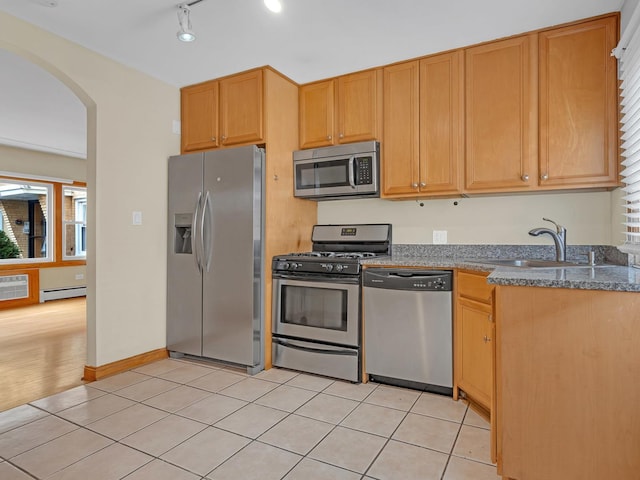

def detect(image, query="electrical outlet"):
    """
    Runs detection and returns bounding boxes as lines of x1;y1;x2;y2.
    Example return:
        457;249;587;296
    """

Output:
75;273;84;280
132;211;143;225
433;230;448;244
172;120;181;135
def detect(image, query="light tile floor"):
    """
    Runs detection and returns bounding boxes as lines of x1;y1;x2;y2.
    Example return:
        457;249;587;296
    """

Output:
0;358;500;479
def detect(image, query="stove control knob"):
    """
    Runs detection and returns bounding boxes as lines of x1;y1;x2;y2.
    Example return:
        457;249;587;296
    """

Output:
335;264;344;272
282;262;290;270
322;263;334;271
291;263;299;269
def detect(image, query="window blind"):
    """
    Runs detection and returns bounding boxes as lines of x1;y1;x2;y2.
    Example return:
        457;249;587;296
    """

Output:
616;8;640;256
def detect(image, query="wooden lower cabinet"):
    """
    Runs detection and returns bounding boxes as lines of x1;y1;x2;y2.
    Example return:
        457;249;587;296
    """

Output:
495;285;640;479
454;270;496;462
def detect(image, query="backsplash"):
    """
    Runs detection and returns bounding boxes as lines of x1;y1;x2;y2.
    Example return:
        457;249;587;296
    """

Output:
392;244;629;266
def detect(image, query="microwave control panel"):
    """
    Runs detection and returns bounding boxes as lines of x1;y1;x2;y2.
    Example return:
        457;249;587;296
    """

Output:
356;157;373;185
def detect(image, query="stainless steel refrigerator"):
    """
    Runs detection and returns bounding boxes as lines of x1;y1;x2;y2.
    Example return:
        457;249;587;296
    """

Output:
167;145;264;373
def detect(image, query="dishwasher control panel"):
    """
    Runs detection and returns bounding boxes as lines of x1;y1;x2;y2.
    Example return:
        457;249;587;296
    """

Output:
363;269;452;291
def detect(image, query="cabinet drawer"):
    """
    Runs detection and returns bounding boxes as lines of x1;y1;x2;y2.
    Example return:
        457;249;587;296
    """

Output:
457;271;494;304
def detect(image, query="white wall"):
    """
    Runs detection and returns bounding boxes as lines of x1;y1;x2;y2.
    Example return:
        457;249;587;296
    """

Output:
0;12;180;366
319;191;615;245
0;144;86;182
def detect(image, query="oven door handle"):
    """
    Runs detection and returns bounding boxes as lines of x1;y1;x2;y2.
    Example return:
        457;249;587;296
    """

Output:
273;274;359;284
273;338;357;356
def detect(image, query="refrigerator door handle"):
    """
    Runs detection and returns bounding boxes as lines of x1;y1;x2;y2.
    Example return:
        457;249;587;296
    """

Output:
192;192;203;272
203;190;213;272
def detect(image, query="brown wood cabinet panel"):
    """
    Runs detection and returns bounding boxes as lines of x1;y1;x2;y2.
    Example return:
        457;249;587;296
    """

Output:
219;69;264;146
456;297;493;410
465;34;538;192
382;61;420;196
496;286;640;480
181;81;219;152
299;79;335;148
458;270;494;304
336;69;381;144
419;51;464;195
539;15;619;188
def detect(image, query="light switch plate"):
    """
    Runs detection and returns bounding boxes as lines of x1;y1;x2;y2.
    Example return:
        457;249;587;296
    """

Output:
433;230;448;244
172;120;181;135
132;211;143;225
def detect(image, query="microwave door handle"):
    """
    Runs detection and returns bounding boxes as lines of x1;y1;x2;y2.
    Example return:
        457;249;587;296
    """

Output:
348;155;357;189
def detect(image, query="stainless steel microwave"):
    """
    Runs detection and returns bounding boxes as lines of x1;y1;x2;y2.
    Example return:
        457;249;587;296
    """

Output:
293;141;380;200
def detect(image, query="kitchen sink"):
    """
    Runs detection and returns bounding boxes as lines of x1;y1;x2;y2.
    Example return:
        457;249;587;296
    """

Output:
467;259;614;268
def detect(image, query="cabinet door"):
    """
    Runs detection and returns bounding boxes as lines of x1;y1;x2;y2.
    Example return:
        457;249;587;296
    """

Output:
456;297;493;409
419;51;463;194
382;61;420;196
219;69;264;146
299;79;335;148
337;69;381;144
465;35;537;192
181;81;219;153
539;16;619;187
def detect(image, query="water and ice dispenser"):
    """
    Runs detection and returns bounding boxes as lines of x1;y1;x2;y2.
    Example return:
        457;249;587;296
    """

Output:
173;213;193;254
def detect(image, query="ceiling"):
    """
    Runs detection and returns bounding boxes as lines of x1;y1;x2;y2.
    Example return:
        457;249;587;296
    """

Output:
0;0;625;159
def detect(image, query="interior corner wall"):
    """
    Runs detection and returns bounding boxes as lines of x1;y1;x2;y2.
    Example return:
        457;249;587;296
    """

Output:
0;11;180;366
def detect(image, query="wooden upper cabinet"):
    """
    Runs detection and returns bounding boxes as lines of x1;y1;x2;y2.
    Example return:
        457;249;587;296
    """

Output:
181;69;264;153
336;70;382;144
299;79;335;148
382;61;420;196
539;15;619;188
299;69;381;149
181;81;219;152
465;34;538;192
383;53;463;197
419;51;463;195
219;69;264;147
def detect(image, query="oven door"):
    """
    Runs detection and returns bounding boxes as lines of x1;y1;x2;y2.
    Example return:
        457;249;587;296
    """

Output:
272;275;360;347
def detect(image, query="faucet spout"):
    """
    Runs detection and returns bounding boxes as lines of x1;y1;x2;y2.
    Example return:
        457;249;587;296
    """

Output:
528;218;567;262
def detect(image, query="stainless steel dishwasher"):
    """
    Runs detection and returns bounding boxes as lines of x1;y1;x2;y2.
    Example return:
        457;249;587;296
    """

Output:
363;268;453;395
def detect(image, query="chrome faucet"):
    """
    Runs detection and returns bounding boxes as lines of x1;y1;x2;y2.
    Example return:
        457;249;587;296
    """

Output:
528;218;567;262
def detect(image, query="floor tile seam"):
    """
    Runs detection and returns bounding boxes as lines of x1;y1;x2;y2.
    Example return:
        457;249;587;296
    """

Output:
81;404;175;441
25;385;109;415
0;418;85;460
0;457;38;479
88;371;156;393
109;381;184;403
253;384;323;414
1;406;52;434
449;452;497;467
253;413;339;456
11;429;119;479
404;408;468;426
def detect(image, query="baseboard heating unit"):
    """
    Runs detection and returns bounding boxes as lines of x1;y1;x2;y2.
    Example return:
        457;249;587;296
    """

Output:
40;286;87;303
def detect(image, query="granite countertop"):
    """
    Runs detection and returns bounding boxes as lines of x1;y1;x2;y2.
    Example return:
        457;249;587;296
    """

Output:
362;256;640;292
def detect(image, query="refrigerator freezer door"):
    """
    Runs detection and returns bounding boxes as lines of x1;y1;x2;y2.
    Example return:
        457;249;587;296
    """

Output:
202;146;263;367
167;153;204;356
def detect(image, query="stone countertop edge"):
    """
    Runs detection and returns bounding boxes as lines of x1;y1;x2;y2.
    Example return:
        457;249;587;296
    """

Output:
361;257;640;292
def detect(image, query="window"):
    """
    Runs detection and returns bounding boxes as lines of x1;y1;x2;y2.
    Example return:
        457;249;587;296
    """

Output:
0;180;53;262
63;186;87;260
615;7;640;259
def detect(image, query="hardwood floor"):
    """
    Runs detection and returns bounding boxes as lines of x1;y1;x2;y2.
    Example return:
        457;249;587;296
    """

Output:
0;297;86;412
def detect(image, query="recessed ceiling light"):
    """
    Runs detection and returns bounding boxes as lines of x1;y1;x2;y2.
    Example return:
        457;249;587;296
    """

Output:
264;0;282;13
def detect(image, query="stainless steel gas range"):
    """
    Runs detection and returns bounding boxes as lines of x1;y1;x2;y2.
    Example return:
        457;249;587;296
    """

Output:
271;223;392;382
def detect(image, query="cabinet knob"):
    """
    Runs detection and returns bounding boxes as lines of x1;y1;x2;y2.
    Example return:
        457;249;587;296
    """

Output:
221;135;227;141
419;182;426;188
339;133;344;139
211;137;216;142
327;135;332;140
483;335;492;343
521;174;529;182
411;183;419;189
541;173;549;181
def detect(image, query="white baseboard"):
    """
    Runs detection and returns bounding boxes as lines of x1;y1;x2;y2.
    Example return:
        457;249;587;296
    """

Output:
40;286;86;303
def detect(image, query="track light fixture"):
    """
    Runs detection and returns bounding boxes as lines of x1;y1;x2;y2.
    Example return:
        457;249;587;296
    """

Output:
177;4;196;42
